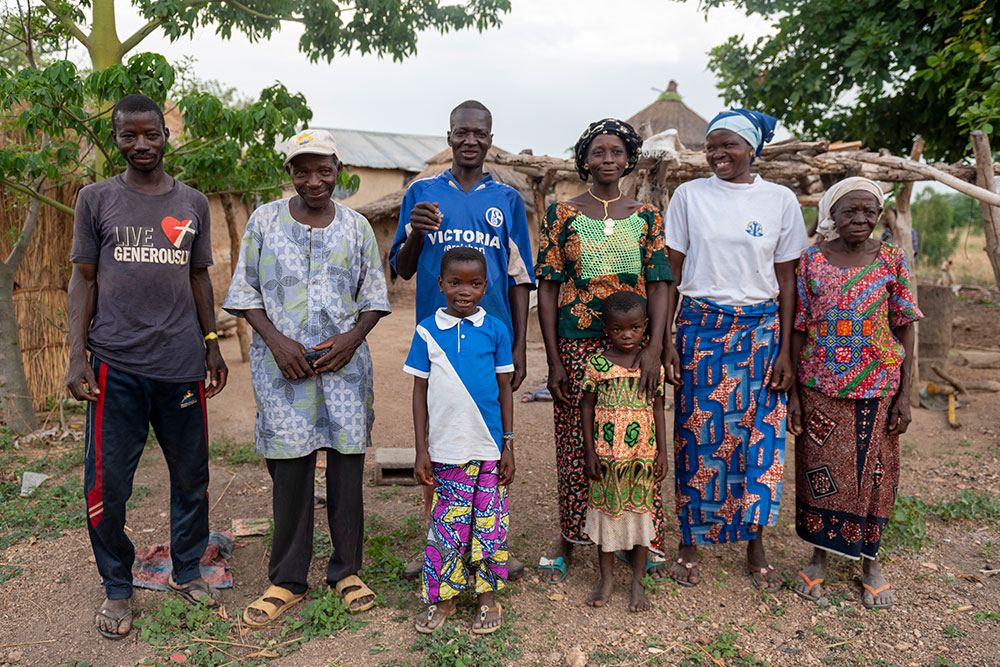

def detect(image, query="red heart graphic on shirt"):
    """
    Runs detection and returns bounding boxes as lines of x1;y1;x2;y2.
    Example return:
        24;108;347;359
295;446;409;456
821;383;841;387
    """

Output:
161;216;195;248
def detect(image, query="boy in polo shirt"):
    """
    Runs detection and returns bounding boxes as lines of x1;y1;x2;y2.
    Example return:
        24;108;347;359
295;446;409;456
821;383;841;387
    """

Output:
390;100;533;581
404;247;515;635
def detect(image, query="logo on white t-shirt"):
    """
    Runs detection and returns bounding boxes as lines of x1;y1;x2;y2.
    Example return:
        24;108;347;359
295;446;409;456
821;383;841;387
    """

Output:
745;220;764;238
485;207;505;228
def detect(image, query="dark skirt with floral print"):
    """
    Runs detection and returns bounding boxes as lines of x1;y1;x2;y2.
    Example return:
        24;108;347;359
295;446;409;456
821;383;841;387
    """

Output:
555;336;668;554
795;386;899;560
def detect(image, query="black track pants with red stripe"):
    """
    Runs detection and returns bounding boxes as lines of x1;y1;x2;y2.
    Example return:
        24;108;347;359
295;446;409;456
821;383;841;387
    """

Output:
84;355;210;600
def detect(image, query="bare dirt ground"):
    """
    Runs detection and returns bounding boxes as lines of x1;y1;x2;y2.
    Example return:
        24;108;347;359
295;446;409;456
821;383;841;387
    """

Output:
1;291;999;667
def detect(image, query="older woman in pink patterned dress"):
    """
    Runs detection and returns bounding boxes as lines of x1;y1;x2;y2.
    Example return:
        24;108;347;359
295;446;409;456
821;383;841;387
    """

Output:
788;177;922;611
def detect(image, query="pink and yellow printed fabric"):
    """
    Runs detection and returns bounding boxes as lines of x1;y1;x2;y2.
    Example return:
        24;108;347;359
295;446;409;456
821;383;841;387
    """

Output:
794;243;922;399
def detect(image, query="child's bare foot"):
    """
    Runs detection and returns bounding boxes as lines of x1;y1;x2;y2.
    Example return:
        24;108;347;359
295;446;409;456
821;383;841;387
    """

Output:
587;549;615;607
472;592;503;634
539;537;573;583
586;575;614;607
629;578;651;612
861;559;893;610
670;543;699;586
793;549;827;602
414;598;456;633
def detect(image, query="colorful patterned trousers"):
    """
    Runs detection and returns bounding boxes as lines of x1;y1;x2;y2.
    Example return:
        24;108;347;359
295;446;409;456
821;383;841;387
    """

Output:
421;460;508;604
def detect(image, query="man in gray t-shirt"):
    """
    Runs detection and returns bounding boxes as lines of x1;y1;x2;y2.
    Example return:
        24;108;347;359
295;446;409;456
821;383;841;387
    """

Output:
67;94;228;641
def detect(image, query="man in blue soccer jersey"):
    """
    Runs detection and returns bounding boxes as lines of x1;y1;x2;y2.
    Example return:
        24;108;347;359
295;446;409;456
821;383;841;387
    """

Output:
389;100;535;580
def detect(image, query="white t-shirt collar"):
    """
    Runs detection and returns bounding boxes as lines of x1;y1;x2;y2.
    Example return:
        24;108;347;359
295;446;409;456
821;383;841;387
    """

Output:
709;173;761;191
435;306;486;330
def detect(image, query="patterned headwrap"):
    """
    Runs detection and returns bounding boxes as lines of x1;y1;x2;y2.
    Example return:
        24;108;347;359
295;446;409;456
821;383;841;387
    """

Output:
574;118;643;181
816;177;886;242
706;109;779;163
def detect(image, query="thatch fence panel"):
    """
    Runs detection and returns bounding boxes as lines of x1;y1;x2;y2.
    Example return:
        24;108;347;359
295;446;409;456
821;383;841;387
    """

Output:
1;183;79;410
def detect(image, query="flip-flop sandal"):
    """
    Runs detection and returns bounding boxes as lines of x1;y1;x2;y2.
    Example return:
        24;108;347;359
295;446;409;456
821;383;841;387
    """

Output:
794;572;824;602
243;585;305;627
749;565;782;593
537;556;567;584
169;575;220;607
415;604;455;634
614;551;670;582
96;606;132;640
472;603;503;635
670;557;699;587
861;582;893;610
335;574;376;613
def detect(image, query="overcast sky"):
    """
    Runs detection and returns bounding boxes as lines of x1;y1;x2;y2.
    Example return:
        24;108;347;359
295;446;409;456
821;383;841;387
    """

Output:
113;0;775;157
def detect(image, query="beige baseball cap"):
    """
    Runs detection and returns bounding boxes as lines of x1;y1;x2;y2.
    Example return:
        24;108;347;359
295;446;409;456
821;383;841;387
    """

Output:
284;129;339;166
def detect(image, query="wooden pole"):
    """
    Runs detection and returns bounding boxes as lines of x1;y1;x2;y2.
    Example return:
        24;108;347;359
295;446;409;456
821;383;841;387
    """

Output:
887;138;924;402
220;193;250;363
970;131;1000;288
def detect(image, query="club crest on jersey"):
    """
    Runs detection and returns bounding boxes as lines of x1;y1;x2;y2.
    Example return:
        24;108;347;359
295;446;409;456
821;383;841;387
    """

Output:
745;220;764;238
485;207;504;228
179;389;197;408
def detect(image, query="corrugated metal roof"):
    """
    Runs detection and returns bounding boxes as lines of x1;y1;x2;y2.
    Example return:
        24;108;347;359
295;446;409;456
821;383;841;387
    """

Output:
318;127;448;172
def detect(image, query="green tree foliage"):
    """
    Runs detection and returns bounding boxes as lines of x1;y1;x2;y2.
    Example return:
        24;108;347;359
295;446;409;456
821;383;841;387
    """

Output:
911;189;959;268
692;0;998;161
1;0;510;432
41;0;512;69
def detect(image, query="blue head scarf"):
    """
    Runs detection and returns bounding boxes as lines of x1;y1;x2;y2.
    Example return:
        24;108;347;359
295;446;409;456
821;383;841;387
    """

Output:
706;109;778;163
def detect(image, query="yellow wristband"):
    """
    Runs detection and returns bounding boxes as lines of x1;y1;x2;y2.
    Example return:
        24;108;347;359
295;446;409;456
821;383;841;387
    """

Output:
204;332;219;342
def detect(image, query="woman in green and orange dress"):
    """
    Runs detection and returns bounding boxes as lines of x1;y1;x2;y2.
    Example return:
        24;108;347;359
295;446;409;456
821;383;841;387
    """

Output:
535;119;673;583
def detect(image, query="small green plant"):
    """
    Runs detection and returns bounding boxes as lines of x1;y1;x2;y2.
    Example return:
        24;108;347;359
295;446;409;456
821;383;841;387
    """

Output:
208;437;263;466
679;630;768;666
409;608;522;667
283;587;367;640
934;489;1000;523
933;658;961;666
974;611;1000;621
125;484;150;510
134;596;235;666
940;624;967;638
0;475;84;551
882;495;930;553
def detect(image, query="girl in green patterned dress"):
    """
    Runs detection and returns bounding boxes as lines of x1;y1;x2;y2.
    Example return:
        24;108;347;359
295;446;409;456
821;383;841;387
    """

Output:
581;291;668;612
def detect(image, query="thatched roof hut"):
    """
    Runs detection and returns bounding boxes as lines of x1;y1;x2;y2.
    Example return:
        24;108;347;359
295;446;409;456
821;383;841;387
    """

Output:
626;81;708;149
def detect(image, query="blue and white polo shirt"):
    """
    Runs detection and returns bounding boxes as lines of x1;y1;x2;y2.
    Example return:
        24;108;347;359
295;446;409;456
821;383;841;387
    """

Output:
388;169;536;339
403;307;514;464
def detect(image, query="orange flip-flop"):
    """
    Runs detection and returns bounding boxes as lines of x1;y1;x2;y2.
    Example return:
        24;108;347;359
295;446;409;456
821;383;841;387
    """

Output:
794;571;824;602
862;582;893;609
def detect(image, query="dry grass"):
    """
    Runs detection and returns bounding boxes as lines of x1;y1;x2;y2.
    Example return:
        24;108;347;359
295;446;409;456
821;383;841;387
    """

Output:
915;230;997;286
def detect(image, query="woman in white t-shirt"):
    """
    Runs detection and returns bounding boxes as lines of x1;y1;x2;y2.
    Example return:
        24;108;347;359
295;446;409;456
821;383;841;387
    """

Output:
662;109;808;592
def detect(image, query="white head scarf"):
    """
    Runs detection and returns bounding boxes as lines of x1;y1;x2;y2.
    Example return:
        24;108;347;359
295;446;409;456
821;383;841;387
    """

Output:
816;177;886;241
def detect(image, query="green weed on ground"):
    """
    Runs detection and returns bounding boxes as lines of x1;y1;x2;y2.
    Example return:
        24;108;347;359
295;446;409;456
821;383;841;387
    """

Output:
409;607;523;667
882;489;1000;555
364;512;423;610
209;437;263;466
678;629;769;666
0;475;84;552
135;588;365;665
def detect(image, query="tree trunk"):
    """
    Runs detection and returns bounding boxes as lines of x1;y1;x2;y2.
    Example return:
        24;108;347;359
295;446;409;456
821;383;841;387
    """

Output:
88;0;123;70
970;130;1000;289
0;197;43;434
220;193;250;362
